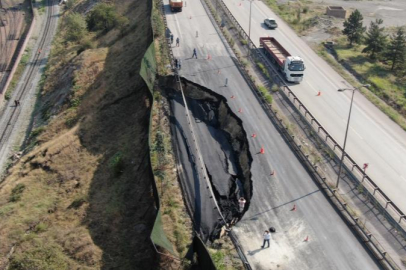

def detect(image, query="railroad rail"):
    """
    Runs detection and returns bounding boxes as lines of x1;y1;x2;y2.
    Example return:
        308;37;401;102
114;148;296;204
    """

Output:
0;0;57;155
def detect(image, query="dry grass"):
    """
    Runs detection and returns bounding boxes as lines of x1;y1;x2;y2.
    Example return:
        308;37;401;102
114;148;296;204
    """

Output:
263;0;325;34
316;42;406;131
150;91;193;266
0;128;102;269
0;0;160;269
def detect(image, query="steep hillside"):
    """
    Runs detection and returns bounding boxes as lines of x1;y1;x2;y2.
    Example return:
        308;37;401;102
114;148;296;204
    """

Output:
0;0;159;269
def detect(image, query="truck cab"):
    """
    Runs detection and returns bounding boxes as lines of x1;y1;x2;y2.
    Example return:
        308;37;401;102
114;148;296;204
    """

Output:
169;0;183;12
283;56;305;83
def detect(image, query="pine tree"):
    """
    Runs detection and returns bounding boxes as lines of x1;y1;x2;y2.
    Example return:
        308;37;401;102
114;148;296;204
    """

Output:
342;10;365;46
362;19;387;60
386;27;406;71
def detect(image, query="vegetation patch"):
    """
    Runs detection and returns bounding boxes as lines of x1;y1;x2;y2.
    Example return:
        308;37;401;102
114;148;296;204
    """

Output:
149;89;193;266
9;184;26;202
5;48;32;101
263;0;325;34
0;0;158;269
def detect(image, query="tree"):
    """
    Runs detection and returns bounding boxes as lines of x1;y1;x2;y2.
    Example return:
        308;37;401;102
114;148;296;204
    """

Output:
342;9;365;46
385;27;406;71
65;13;87;42
86;3;128;33
362;19;387;60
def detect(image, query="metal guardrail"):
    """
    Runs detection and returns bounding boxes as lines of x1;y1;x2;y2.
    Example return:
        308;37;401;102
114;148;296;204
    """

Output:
214;0;406;241
158;0;254;268
204;0;403;269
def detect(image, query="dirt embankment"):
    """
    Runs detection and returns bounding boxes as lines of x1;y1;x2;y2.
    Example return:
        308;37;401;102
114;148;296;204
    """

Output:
0;0;160;269
165;77;253;229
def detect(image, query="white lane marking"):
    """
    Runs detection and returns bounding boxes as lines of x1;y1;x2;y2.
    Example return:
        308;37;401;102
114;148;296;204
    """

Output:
305;81;319;95
376;6;403;11
341;119;363;139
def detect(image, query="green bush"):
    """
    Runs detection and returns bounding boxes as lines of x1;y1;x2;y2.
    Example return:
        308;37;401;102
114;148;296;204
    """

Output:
86;3;128;33
31;127;46;137
9;184;26;202
109;152;125;177
65;0;77;9
65;13;88;42
34;222;48;233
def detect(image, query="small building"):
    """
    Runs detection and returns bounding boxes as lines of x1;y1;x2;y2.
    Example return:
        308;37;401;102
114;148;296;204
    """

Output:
326;6;347;19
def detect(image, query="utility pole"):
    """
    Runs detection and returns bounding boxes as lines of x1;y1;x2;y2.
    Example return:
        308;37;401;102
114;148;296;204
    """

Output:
335;84;370;189
247;0;254;58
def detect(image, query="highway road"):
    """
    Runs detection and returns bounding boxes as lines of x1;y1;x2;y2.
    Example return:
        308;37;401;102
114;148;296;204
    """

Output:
163;0;380;269
222;0;406;215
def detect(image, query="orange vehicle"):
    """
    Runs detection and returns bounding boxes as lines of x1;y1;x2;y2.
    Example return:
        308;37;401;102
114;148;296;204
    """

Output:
170;0;183;12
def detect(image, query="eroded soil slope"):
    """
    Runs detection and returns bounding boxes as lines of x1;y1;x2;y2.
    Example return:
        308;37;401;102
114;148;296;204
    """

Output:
0;0;158;269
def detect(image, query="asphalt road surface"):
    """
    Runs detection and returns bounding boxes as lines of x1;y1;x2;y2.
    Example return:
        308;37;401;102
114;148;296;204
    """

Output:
221;0;406;215
164;0;381;269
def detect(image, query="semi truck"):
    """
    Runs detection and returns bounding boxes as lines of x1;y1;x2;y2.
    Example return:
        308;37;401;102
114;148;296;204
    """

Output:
169;0;183;12
259;37;305;83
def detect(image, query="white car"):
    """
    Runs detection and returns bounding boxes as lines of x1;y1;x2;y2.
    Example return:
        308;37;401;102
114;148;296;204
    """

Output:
264;18;278;29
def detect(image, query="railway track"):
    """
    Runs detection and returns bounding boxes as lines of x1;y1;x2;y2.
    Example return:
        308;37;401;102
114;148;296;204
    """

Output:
0;0;57;159
0;4;23;90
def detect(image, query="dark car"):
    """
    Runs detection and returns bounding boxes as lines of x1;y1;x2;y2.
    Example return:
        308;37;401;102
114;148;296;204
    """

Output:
264;18;278;29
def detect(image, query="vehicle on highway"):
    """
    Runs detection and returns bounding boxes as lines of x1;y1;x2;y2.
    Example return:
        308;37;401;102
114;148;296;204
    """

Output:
170;0;183;12
264;18;278;29
260;37;305;83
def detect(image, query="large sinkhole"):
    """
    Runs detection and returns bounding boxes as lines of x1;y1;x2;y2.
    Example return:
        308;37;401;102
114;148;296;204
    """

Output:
160;76;253;242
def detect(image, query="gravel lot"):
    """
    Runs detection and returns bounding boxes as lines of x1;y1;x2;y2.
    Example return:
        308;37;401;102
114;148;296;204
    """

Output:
277;0;406;43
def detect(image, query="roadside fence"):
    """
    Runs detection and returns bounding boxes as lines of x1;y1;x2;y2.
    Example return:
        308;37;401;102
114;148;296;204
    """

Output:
203;0;404;268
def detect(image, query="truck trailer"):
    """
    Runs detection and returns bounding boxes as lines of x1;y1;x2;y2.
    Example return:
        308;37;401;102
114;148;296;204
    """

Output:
259;37;305;83
169;0;183;12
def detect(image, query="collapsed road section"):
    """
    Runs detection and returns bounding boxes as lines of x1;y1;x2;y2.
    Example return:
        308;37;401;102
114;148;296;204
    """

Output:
161;76;252;242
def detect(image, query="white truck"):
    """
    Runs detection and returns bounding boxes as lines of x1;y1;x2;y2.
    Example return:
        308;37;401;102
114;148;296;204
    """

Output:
259;37;305;83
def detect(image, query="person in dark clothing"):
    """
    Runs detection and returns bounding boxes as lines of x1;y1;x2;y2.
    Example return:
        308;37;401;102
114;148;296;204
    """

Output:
192;48;197;59
176;37;180;47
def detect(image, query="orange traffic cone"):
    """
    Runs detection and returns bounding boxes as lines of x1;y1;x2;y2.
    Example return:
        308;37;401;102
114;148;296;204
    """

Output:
304;236;309;242
251;133;257;138
270;170;276;176
259;146;265;154
317;91;321;96
291;204;296;211
238;108;243;113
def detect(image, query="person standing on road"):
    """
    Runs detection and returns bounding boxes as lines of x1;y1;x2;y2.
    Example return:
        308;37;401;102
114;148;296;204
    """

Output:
192;48;197;59
170;34;174;44
178;59;182;70
176;37;180;47
261;230;271;248
174;58;178;69
238;197;246;212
